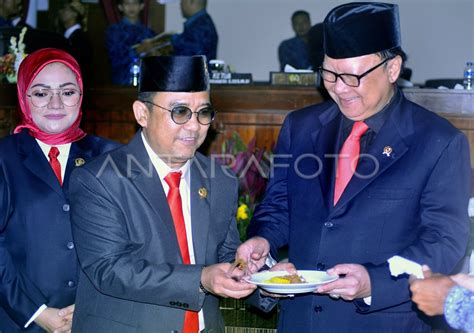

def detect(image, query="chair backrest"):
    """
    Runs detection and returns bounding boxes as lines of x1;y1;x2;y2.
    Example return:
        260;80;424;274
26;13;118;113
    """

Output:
424;78;464;89
0;27;70;56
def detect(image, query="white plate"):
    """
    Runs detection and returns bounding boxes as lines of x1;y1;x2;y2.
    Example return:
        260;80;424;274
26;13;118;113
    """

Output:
247;270;338;294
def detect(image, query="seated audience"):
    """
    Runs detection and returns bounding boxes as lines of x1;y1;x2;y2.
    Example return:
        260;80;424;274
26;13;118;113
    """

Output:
58;0;93;84
105;0;156;85
171;0;218;61
0;0;21;27
278;10;311;71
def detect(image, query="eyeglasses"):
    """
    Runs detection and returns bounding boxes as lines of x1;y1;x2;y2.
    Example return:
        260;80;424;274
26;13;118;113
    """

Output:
141;100;216;125
318;58;391;87
27;88;82;107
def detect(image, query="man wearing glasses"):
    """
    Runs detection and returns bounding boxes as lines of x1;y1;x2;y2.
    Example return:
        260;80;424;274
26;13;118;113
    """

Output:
68;55;257;333
238;2;470;332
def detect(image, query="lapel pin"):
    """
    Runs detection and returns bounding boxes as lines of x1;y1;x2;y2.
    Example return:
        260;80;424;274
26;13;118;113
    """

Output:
74;158;85;167
382;146;393;157
198;187;208;199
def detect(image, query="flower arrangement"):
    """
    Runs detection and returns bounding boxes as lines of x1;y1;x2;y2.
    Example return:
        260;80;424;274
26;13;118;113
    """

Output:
214;132;272;241
0;53;15;79
0;27;27;83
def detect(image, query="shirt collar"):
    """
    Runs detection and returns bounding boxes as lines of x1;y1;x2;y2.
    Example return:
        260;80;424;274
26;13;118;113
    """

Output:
140;131;190;181
184;9;206;27
11;17;21;27
342;87;401;134
64;24;82;39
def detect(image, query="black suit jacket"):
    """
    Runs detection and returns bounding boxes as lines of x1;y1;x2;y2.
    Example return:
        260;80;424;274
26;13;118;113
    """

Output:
249;92;471;332
0;130;118;332
70;132;240;332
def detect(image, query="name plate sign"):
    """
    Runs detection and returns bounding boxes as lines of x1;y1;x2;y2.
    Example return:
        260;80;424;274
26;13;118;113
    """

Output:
270;72;318;86
210;72;253;85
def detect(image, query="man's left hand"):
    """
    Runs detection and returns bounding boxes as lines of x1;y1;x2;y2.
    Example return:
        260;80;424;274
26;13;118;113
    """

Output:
316;264;371;300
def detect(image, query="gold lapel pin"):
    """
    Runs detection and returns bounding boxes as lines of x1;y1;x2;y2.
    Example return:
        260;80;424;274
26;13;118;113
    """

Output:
74;158;85;167
198;187;208;199
382;146;393;157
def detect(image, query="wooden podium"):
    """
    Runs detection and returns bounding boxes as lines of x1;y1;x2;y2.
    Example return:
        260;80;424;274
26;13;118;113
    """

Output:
1;84;474;165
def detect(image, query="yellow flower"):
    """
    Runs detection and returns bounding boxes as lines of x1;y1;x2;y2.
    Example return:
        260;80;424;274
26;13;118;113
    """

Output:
237;204;249;221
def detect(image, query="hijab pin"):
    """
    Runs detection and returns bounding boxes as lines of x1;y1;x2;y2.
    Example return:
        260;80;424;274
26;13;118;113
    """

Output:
382;146;393;157
75;158;85;167
198;187;208;199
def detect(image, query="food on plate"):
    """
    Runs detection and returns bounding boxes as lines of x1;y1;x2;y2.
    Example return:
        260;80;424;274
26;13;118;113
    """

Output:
264;274;306;284
234;258;247;270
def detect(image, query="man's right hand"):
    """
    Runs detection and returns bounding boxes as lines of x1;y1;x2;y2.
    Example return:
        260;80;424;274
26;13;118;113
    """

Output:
35;304;74;333
235;236;271;274
201;263;257;299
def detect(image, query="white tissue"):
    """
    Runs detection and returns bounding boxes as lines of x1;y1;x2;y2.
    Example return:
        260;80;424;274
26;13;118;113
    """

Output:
387;255;424;279
468;198;474;217
283;64;313;73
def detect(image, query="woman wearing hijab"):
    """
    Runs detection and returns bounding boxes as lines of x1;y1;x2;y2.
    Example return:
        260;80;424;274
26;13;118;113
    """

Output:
0;48;119;333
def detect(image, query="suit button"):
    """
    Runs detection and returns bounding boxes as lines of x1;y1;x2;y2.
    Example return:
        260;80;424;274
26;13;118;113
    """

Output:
67;280;76;288
67;242;74;250
314;305;323;313
324;221;334;228
316;263;325;270
62;204;70;212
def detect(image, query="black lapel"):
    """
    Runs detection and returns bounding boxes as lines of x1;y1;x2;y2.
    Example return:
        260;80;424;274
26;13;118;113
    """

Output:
189;154;211;265
63;136;95;193
127;132;182;262
330;96;414;215
311;106;342;211
18;131;63;196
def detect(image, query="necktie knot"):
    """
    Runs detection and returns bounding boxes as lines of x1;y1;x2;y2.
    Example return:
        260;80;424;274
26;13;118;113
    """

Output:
165;172;182;189
48;146;60;159
349;121;369;140
48;146;62;186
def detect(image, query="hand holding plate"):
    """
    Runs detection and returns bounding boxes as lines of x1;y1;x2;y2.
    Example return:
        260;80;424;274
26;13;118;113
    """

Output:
316;263;371;300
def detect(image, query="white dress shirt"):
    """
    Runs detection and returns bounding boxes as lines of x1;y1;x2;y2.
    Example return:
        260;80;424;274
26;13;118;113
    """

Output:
64;23;81;39
24;140;71;328
141;133;205;331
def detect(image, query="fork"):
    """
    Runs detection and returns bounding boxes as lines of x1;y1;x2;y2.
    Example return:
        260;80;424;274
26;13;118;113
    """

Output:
226;258;257;281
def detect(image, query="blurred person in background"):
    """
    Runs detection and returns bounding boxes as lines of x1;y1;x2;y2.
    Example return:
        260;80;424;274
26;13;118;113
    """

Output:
105;0;156;85
0;0;22;27
278;10;312;71
171;0;217;61
58;0;92;85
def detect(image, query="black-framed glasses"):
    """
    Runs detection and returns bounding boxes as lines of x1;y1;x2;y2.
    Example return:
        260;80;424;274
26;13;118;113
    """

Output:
318;58;392;87
26;88;82;107
141;100;216;125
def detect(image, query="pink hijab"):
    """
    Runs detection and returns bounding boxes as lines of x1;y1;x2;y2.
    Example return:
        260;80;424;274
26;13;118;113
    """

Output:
13;48;86;144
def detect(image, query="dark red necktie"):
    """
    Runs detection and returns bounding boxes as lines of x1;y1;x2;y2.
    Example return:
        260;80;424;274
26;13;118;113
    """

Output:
334;121;369;205
48;147;62;186
164;172;199;333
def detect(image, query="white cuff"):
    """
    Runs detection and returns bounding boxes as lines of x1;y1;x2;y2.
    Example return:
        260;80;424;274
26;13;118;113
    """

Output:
363;296;372;305
265;255;277;268
24;304;47;328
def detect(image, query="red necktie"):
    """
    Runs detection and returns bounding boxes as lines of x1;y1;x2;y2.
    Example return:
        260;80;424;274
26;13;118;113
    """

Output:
334;121;369;205
164;172;199;333
48;147;62;186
